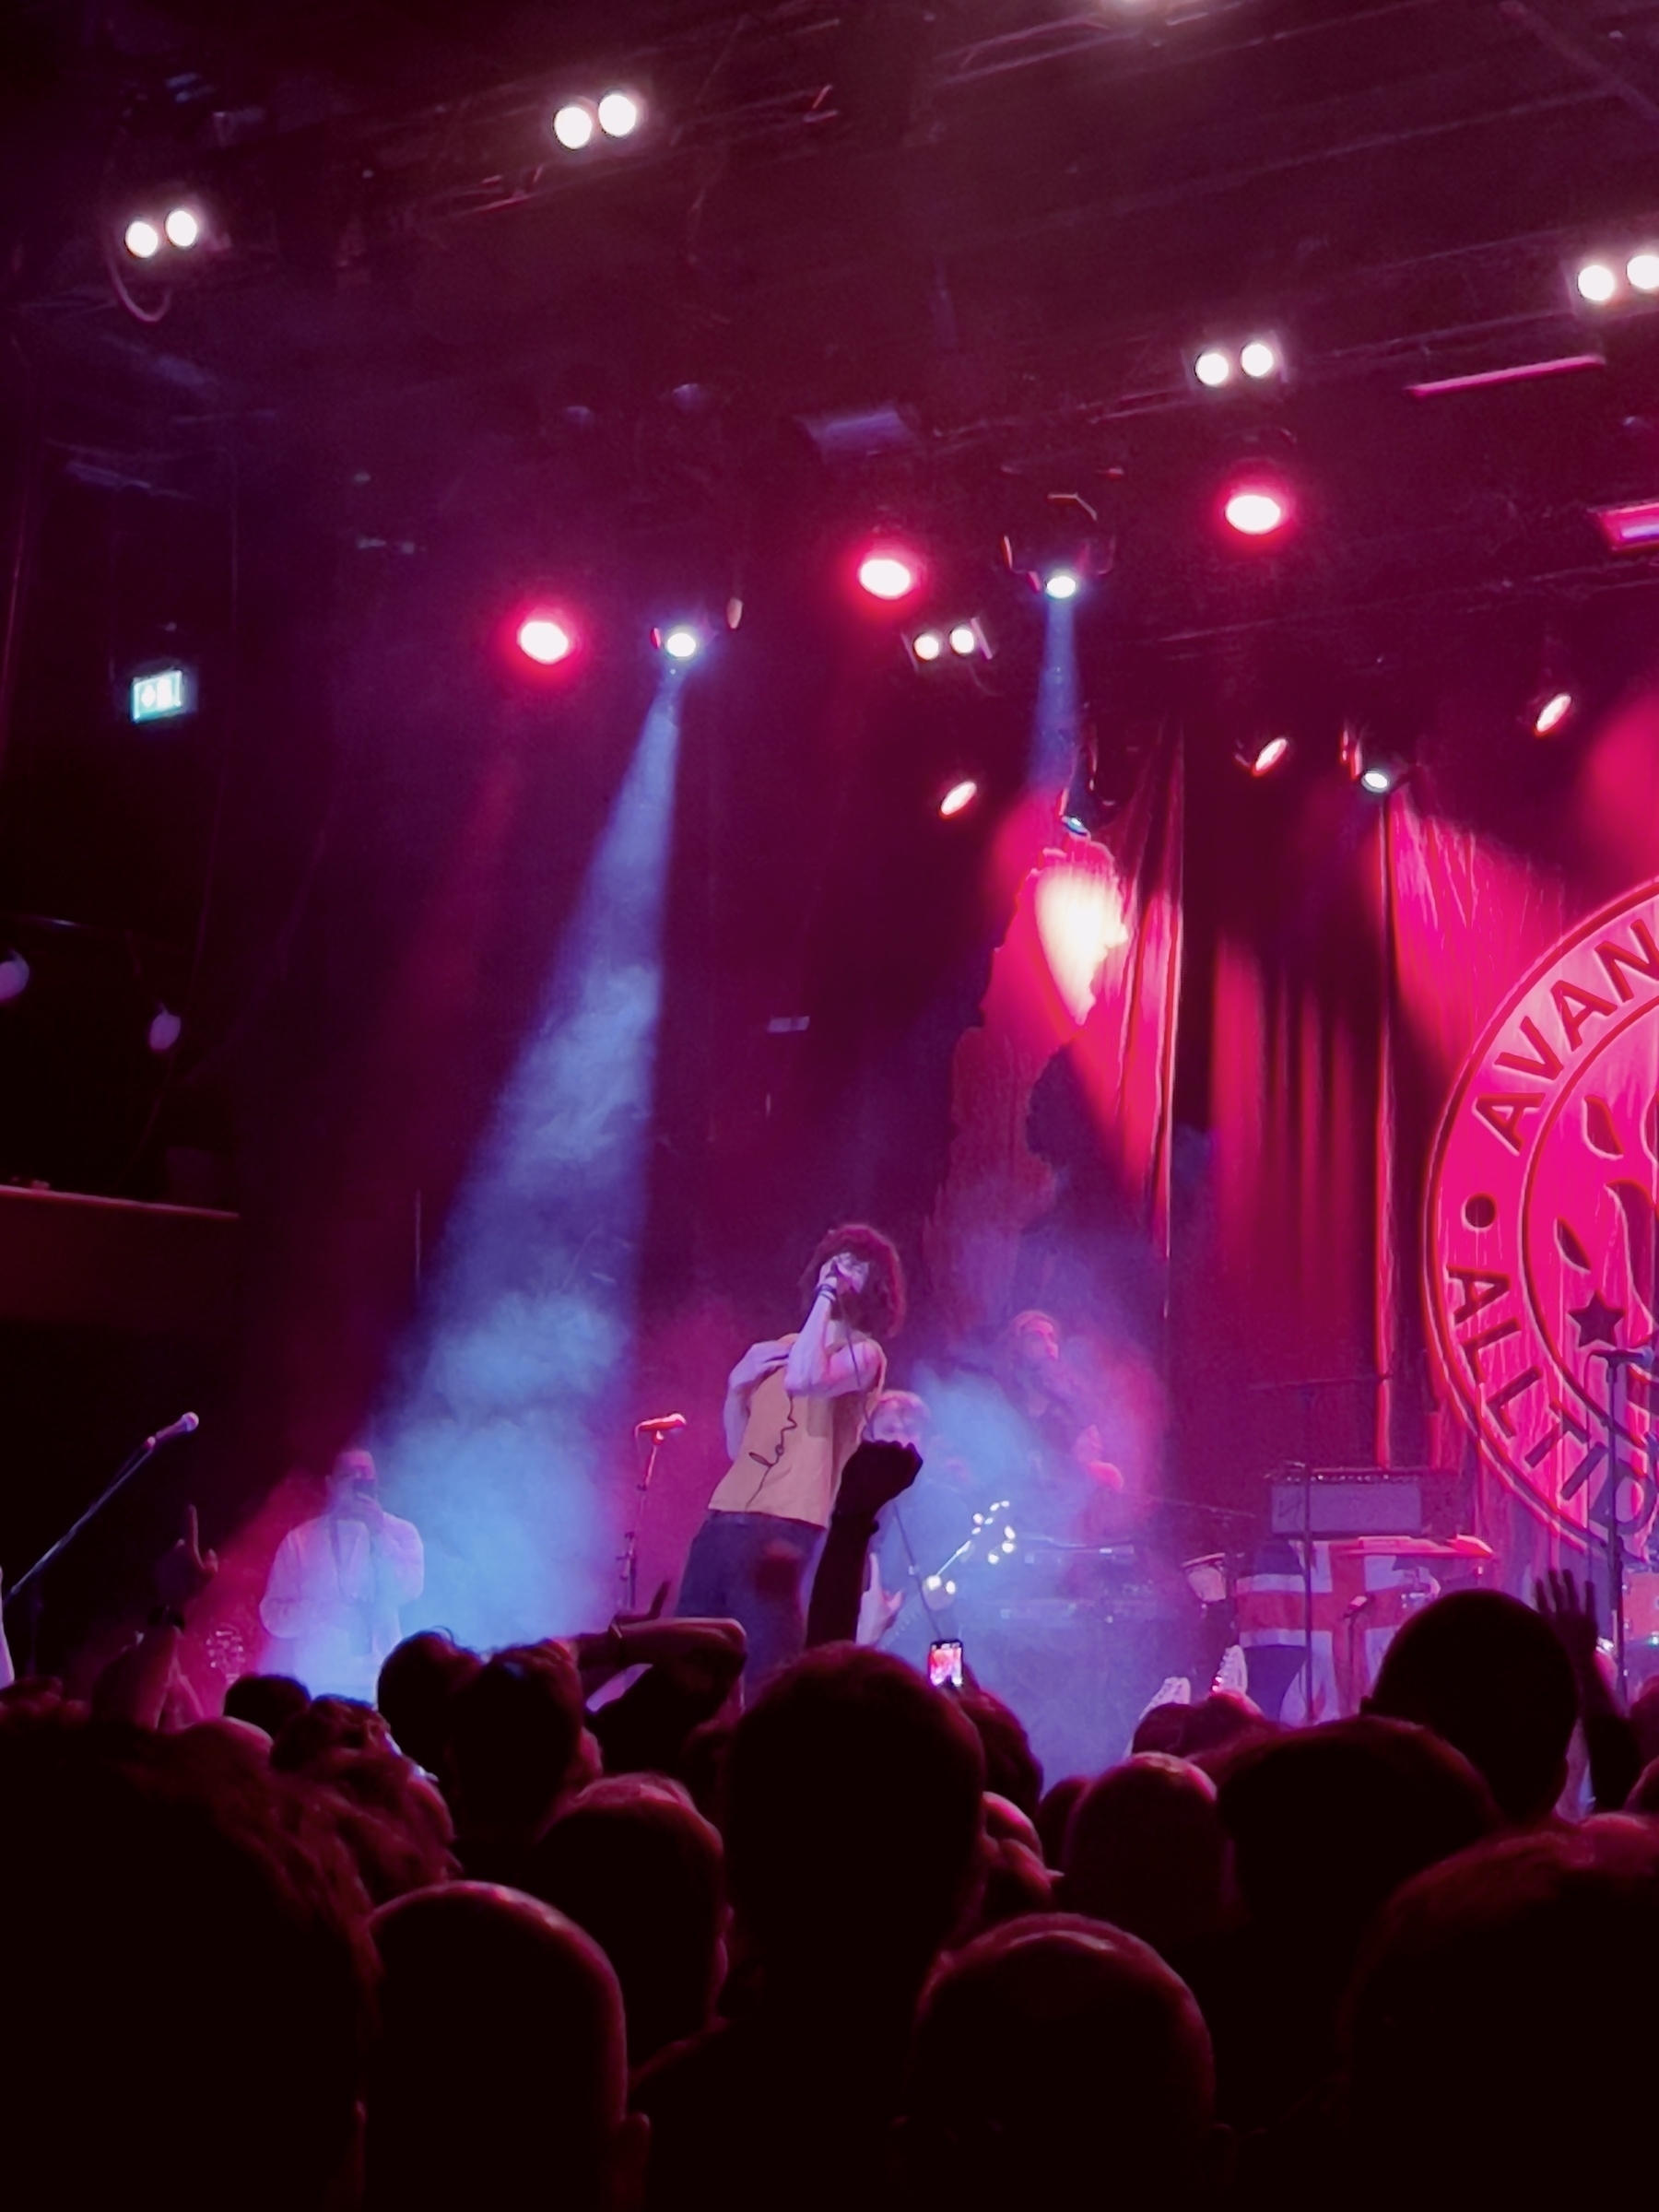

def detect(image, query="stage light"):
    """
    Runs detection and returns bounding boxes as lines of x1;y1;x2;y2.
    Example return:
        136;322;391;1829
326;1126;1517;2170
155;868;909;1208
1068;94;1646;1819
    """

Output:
1194;347;1232;388
1593;498;1659;549
1240;338;1278;379
857;549;919;601
0;950;29;1004
912;630;944;662
1222;483;1290;537
517;616;573;666
1359;761;1401;794
596;91;641;137
1577;260;1620;304
1043;570;1080;601
553;101;595;148
124;218;161;260
148;1006;182;1053
939;778;979;818
163;206;201;250
1532;688;1574;736
660;624;701;660
948;623;978;655
1239;734;1291;776
130;666;193;722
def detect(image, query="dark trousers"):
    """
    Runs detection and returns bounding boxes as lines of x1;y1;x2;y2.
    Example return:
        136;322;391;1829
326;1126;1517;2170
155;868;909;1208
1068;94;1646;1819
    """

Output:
677;1511;823;1691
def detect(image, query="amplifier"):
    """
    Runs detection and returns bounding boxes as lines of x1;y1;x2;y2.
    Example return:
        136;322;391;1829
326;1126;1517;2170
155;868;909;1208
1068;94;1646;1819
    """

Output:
1267;1468;1461;1539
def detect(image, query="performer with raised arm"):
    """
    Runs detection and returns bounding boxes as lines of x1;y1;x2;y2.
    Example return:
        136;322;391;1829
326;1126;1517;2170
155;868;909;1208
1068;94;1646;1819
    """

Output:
677;1223;903;1688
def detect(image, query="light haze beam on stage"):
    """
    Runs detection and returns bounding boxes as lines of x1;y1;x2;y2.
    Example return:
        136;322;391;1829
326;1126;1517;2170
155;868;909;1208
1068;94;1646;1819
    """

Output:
376;677;685;1649
1034;589;1081;795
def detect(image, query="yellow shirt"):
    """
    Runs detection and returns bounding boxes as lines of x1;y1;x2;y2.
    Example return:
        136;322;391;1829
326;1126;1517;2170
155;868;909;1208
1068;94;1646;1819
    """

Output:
707;1333;887;1529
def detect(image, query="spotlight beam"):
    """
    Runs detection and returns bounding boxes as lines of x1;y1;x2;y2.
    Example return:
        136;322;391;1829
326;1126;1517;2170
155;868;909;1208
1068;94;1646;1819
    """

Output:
377;681;684;1646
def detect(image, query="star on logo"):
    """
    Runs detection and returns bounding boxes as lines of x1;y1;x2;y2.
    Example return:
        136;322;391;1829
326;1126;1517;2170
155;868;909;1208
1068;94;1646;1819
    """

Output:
1570;1290;1624;1348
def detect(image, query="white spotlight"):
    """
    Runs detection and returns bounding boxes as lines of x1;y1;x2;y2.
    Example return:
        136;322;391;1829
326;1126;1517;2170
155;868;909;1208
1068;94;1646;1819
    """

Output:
1359;760;1402;796
163;206;201;250
1629;252;1659;294
124;218;161;261
1194;347;1232;388
1577;260;1619;304
596;91;641;138
912;630;944;663
1240;338;1278;379
661;625;701;661
553;102;595;149
1043;571;1080;601
939;779;979;818
948;624;979;656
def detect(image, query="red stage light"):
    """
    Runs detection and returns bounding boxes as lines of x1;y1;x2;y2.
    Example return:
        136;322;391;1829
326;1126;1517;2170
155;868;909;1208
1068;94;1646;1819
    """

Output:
516;615;574;665
1532;689;1574;737
857;547;921;601
1222;480;1291;537
1242;735;1291;776
1593;499;1659;550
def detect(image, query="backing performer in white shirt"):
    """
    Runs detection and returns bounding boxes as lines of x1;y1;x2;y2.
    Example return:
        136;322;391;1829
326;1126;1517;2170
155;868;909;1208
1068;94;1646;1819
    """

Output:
259;1449;424;1699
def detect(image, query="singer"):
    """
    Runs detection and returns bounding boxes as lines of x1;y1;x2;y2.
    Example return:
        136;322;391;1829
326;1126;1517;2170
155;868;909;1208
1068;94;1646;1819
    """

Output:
677;1224;902;1688
258;1449;424;1699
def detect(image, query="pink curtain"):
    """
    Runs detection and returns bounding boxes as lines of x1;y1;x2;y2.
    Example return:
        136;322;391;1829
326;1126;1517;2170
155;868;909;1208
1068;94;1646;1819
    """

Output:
923;731;1182;1345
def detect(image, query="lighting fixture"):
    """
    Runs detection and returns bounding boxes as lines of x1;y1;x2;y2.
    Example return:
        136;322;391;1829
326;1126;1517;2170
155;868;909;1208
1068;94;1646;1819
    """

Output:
516;616;574;666
595;91;641;137
1221;480;1291;538
857;549;920;601
552;102;595;148
1237;734;1292;777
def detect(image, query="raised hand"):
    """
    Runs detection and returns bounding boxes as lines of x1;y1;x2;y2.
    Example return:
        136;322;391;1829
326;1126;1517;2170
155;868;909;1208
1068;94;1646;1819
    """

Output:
154;1503;219;1614
1534;1567;1600;1680
729;1339;791;1391
612;1579;670;1631
835;1440;923;1521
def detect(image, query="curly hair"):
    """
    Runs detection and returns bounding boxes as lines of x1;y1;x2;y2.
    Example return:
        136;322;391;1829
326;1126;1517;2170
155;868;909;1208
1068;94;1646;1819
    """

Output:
799;1222;906;1341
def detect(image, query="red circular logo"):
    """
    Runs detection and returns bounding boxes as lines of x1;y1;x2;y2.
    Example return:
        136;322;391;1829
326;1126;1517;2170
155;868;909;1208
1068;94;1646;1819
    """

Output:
1426;880;1659;1553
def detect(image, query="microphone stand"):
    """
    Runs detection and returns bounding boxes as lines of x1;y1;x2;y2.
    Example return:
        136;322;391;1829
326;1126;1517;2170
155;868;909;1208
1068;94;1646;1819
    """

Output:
3;1416;199;1675
620;1420;679;1615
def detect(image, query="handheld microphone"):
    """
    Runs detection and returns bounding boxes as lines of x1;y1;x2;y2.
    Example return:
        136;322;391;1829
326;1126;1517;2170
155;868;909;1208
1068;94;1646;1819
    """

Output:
147;1412;201;1451
634;1413;688;1435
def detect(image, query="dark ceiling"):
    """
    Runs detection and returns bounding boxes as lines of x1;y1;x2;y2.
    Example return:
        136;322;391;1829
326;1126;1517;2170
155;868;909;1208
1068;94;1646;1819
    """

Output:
10;2;1659;527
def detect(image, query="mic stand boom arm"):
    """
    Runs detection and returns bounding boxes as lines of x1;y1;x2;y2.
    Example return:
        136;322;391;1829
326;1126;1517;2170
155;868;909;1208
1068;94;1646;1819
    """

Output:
3;1415;200;1621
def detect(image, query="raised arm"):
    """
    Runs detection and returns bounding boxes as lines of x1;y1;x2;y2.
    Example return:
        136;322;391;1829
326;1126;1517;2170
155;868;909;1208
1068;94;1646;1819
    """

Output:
783;1262;881;1398
806;1441;922;1646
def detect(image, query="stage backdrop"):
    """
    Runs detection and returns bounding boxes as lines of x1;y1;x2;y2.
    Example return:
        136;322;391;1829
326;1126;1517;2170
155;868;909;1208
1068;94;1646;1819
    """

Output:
924;671;1659;1590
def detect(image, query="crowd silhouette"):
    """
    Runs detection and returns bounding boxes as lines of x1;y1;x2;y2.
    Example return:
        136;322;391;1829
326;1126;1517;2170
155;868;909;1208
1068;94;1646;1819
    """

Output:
2;1441;1653;2207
